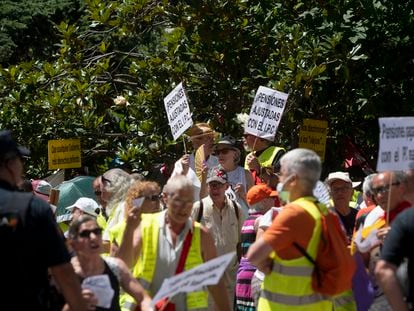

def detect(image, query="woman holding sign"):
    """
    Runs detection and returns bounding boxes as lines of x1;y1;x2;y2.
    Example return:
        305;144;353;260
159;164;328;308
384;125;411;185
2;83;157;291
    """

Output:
67;215;152;311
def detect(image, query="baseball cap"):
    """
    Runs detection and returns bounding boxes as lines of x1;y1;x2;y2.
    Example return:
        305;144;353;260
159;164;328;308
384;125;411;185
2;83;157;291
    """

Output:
206;166;228;184
31;179;52;202
325;171;361;188
66;197;99;217
0;130;30;158
246;184;278;205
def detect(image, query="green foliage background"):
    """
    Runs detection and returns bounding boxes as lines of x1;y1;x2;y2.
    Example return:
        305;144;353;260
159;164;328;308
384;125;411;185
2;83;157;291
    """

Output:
1;0;413;178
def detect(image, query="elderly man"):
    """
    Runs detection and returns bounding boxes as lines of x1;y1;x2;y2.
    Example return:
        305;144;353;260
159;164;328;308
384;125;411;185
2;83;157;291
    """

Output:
360;171;412;310
325;171;360;239
247;148;335;310
0;130;87;310
118;175;231;311
171;122;219;201
192;166;245;309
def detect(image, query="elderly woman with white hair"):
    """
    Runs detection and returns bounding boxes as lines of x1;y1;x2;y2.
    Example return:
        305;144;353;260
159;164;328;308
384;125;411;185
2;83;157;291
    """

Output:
99;168;133;253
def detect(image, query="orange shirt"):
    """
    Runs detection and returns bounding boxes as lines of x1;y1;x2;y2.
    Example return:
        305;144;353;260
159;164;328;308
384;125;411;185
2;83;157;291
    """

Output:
263;203;316;260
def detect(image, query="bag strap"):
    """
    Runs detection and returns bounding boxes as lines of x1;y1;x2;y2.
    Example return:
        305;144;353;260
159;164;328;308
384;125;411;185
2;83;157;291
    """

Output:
231;200;239;220
196;200;204;223
175;225;194;274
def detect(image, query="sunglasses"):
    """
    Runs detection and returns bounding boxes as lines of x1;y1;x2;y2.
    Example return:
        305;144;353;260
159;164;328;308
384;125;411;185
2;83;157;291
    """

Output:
78;227;103;238
145;194;161;201
94;190;102;196
372;182;401;196
215;148;232;155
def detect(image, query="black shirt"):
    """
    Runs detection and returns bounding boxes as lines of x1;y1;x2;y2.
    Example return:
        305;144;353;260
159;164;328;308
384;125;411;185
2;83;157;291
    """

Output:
381;207;414;303
337;207;358;239
0;180;71;310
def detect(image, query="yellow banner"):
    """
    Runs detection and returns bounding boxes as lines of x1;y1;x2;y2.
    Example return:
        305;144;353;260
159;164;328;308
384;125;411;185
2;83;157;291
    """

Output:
48;139;81;170
298;119;328;161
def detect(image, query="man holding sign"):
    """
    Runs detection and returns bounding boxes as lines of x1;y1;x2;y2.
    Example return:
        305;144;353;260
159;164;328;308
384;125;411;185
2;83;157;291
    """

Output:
243;86;287;185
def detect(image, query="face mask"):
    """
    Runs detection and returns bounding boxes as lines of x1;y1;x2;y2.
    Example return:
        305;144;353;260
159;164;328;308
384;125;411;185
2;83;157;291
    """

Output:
276;175;293;203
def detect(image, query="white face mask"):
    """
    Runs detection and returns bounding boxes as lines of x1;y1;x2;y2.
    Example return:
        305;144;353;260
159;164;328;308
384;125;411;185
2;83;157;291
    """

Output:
276;175;294;203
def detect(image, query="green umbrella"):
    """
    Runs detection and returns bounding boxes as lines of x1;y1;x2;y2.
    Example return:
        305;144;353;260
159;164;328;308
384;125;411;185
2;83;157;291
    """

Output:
55;176;98;216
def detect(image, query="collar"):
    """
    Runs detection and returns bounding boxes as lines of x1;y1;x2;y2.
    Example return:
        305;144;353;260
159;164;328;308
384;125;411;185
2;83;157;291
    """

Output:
383;200;412;223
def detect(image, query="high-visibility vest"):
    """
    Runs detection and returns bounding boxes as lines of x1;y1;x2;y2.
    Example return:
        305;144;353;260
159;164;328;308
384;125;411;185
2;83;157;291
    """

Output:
123;212;208;311
244;146;285;169
258;197;333;311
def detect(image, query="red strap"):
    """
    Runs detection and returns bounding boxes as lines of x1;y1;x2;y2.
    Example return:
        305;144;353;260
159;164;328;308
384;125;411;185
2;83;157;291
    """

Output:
175;226;193;274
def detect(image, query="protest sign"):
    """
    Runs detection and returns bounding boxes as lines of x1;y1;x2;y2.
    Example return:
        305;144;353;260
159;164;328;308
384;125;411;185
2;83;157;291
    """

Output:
244;86;288;141
82;275;114;309
164;82;193;140
298;119;328;162
48;139;81;170
377;117;414;171
151;252;235;307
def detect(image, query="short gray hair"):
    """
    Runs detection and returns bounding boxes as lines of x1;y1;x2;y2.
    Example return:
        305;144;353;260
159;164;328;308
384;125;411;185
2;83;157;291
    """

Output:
163;175;194;198
393;171;407;184
362;173;376;197
280;148;321;190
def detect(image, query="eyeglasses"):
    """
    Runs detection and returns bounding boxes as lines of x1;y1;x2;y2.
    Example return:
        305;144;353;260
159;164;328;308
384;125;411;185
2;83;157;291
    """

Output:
144;195;161;201
331;186;353;193
209;182;226;188
372;182;401;196
168;195;193;207
94;190;102;196
215;148;232;155
78;227;103;238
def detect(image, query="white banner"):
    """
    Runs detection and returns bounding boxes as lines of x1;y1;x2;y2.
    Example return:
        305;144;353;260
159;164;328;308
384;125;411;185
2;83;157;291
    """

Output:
244;86;288;141
164;82;193;140
151;252;235;307
377;117;414;171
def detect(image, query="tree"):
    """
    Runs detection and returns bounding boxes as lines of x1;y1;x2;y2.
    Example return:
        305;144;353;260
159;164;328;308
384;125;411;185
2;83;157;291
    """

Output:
1;0;413;178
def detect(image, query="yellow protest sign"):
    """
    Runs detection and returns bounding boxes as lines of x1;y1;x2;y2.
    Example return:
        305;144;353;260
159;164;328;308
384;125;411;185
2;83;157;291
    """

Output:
298;119;328;161
48;139;81;170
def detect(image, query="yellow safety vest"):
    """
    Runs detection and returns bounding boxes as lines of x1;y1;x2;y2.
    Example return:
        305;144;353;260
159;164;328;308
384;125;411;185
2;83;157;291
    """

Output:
244;146;285;169
124;212;208;311
259;197;332;311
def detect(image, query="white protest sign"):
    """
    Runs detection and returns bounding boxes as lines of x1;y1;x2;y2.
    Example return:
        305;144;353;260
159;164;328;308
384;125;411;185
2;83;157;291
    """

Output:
244;86;288;141
164;82;193;140
377;117;414;171
82;275;114;308
151;252;235;307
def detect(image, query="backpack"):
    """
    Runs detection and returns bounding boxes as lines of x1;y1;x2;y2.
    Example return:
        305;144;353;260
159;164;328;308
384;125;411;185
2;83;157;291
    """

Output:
196;199;239;223
293;199;356;296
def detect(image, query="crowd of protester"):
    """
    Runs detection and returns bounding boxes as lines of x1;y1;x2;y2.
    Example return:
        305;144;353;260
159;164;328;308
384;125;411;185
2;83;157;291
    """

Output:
1;123;413;311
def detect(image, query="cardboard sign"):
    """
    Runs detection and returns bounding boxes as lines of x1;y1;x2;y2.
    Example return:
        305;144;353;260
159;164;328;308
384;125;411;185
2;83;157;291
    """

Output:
298;119;328;162
48;139;81;170
151;252;235;307
244;86;288;141
377;117;414;171
164;82;193;140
